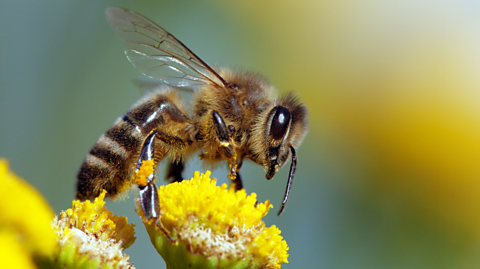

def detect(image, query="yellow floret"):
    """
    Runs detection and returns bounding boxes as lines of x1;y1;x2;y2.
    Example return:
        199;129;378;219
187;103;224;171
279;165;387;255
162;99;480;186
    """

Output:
159;171;272;232
54;190;136;249
52;190;137;268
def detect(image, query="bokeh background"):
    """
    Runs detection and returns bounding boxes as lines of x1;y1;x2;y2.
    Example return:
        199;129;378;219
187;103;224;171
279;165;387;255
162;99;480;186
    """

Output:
2;0;480;268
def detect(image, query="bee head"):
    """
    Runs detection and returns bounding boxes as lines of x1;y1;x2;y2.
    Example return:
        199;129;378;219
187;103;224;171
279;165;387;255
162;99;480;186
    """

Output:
261;93;308;179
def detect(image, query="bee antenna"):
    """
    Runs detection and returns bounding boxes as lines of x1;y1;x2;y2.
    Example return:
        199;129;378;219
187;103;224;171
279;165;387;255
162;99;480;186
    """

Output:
277;145;297;216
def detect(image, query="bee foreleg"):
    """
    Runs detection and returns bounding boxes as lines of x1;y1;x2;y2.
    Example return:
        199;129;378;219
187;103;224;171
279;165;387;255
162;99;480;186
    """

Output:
229;157;244;191
211;110;229;143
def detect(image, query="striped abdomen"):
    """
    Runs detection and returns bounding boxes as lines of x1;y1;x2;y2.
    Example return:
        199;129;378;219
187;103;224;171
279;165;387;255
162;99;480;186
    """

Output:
76;115;145;199
76;92;190;200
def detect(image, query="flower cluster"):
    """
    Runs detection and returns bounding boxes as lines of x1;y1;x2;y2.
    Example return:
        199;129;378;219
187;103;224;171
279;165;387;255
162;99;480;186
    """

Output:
135;166;289;269
0;158;289;269
50;190;136;269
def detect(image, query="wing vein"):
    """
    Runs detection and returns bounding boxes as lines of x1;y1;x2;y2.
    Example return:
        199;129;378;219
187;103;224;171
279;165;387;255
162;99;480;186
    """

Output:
106;7;230;89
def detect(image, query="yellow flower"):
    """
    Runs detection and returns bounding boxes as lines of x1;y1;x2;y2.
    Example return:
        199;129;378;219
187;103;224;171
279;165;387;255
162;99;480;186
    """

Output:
135;166;289;269
0;157;288;268
50;190;137;269
0;158;137;269
0;159;57;269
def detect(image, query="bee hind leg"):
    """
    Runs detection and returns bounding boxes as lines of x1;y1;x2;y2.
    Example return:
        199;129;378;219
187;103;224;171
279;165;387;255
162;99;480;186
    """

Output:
136;129;189;218
135;131;179;242
135;132;160;220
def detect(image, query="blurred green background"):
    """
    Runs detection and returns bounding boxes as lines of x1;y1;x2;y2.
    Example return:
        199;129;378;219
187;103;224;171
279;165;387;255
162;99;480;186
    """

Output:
2;0;480;268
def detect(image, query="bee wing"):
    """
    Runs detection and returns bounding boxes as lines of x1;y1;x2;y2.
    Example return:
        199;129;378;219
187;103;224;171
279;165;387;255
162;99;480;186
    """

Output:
106;7;228;88
132;77;194;94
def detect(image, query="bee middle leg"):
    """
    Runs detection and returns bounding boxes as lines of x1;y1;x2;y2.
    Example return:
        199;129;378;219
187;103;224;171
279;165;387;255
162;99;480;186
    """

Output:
166;161;184;183
232;172;243;191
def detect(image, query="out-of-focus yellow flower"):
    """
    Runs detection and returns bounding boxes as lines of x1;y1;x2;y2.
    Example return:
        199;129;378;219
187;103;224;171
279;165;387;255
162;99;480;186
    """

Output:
135;167;289;269
50;190;136;269
322;45;480;238
0;230;38;269
0;159;57;269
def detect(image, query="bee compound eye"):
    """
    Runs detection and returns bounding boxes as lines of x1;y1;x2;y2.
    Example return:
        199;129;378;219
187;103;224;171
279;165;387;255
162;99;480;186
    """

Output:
269;106;291;141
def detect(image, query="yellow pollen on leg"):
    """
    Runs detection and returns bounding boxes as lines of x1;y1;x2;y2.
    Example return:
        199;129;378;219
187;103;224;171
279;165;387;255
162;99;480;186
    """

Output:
134;159;155;187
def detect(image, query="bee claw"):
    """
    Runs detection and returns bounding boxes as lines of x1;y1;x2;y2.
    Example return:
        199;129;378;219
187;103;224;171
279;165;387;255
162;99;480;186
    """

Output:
156;218;177;243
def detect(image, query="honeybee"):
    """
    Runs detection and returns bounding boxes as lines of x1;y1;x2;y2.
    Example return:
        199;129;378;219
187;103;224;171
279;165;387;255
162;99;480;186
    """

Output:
76;7;308;220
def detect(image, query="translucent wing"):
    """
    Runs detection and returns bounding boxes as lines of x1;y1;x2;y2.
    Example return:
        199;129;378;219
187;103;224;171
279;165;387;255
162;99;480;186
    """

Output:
106;7;228;88
131;77;194;94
